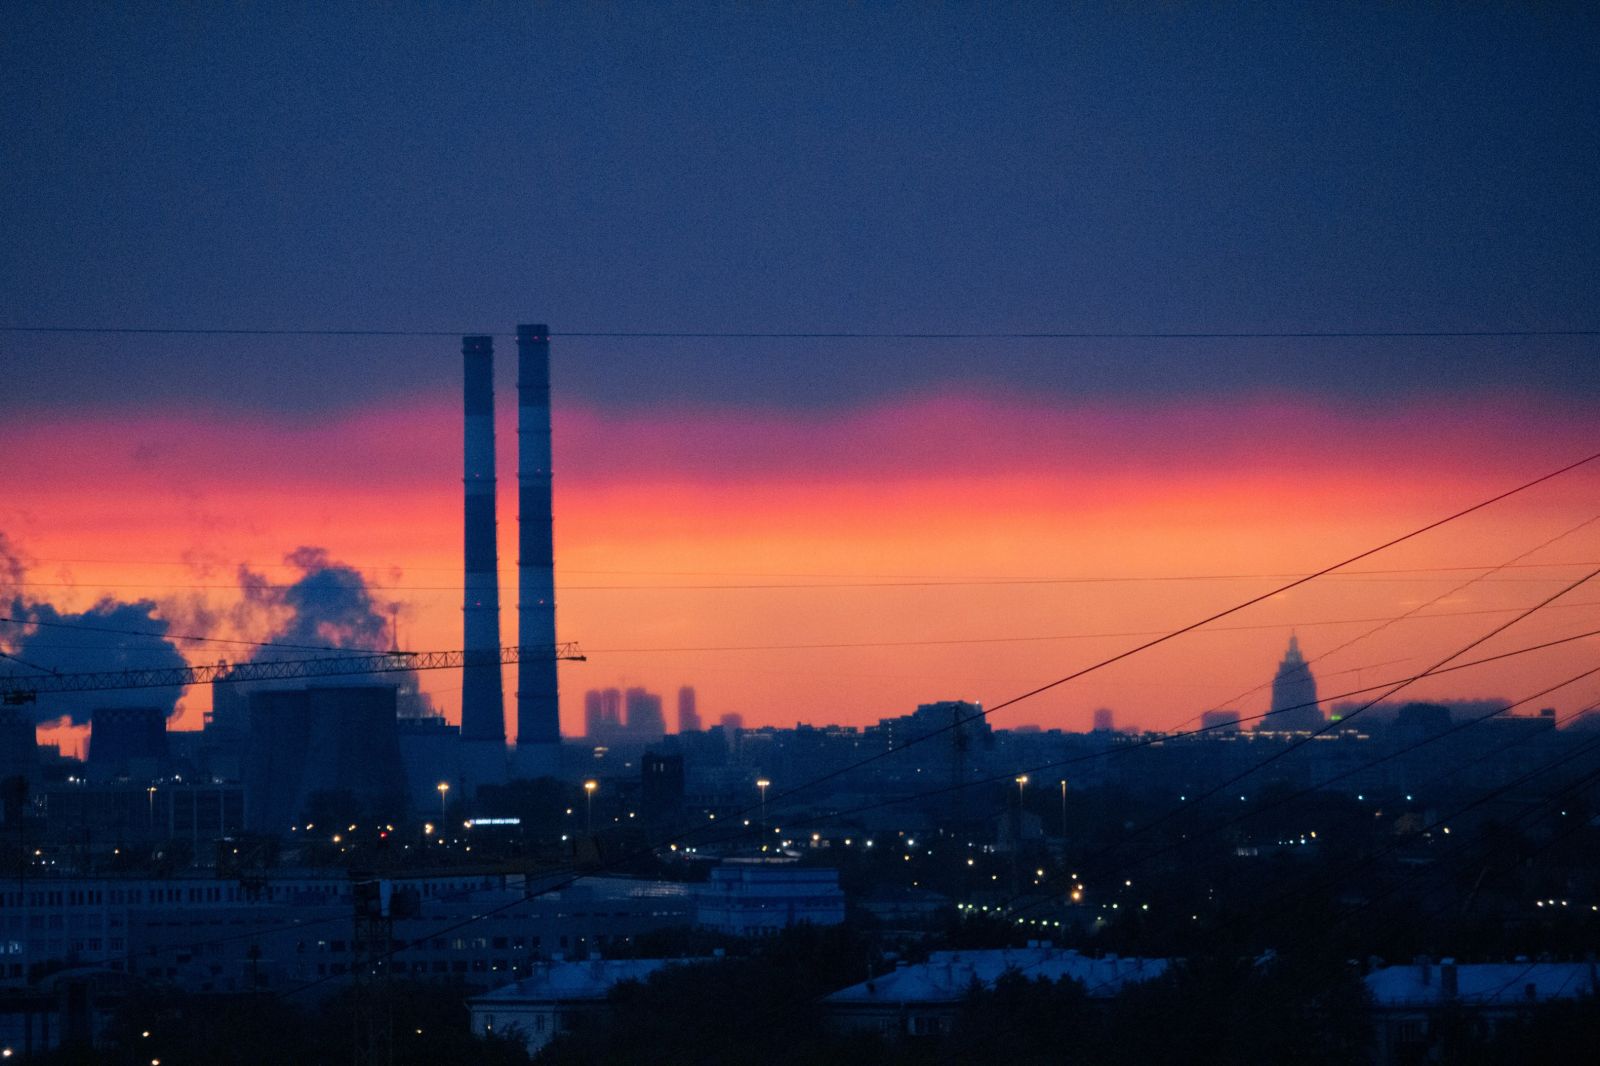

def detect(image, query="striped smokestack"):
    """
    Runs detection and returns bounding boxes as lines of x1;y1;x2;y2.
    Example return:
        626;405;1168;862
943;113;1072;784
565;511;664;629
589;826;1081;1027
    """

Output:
516;323;560;756
460;334;504;744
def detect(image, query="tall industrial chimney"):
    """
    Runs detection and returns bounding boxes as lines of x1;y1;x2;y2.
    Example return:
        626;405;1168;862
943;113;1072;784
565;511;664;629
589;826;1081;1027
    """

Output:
516;323;561;770
460;335;504;745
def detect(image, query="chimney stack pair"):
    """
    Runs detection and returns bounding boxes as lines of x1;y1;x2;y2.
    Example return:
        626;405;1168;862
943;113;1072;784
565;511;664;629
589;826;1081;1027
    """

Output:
459;325;560;772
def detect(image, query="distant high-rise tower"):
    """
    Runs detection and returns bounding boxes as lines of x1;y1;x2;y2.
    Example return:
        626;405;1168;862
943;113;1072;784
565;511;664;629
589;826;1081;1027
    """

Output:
600;688;622;735
1091;707;1114;733
1267;634;1323;731
677;686;701;733
624;687;666;743
582;689;626;744
460;335;505;746
516;323;561;773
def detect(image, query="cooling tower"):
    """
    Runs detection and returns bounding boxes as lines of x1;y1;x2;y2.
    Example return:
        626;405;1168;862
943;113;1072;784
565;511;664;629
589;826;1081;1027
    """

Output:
244;686;406;829
516;323;561;773
0;706;38;789
87;706;168;782
460;335;507;790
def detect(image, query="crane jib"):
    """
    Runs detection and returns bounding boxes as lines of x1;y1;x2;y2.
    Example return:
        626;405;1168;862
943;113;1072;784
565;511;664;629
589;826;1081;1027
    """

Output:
0;643;584;699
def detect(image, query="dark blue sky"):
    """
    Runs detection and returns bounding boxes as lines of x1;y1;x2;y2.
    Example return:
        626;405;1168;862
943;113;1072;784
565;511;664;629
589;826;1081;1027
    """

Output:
3;4;1596;413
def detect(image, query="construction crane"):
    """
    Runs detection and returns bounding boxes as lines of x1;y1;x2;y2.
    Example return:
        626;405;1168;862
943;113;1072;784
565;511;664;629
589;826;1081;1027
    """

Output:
0;642;585;704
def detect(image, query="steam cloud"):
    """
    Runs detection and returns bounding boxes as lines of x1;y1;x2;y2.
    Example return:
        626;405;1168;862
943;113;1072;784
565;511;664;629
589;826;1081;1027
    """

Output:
1;535;431;725
1;531;188;724
229;547;435;714
236;546;393;658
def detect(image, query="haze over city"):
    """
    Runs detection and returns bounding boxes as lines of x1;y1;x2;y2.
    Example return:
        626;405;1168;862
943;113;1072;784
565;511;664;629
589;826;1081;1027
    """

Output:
1;5;1597;1064
5;5;1598;753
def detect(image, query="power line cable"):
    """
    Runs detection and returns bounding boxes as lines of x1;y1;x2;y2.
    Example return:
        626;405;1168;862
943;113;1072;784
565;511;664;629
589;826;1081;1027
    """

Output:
276;621;1600;1007
761;626;1600;842
283;455;1600;1001
172;452;1600;1001
0;648;52;674
748;449;1600;818
11;601;1600;666
0;613;375;655
922;700;1600;1066
22;556;1600;582
988;656;1600;936
967;565;1600;937
14;569;1600;593
1027;565;1599;891
1150;511;1600;761
4;326;1599;340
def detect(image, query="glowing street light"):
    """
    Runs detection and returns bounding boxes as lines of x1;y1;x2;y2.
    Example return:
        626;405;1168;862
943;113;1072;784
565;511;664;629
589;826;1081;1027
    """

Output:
584;780;598;835
147;786;157;831
1060;779;1068;837
756;778;771;834
436;781;450;821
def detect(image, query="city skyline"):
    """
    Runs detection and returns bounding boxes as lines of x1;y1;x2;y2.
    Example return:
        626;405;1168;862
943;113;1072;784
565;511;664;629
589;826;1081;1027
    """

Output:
3;5;1598;753
1;8;1597;1060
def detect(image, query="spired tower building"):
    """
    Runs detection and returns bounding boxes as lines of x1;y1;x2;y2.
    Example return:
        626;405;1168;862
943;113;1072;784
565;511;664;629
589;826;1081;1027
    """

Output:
1267;634;1324;731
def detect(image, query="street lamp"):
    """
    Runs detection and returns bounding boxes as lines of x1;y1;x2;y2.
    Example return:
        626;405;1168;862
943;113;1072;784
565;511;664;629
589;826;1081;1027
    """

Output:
1014;775;1029;845
755;779;771;836
1060;779;1068;837
147;786;157;831
436;782;449;822
583;780;598;835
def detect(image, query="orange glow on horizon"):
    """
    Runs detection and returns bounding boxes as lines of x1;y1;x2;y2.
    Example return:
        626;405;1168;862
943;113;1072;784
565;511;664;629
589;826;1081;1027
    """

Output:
3;390;1598;752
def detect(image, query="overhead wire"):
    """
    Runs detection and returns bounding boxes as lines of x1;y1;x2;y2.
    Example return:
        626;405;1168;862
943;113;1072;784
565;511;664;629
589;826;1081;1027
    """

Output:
743;448;1600;822
4;325;1599;340
915;688;1600;1066
279;629;1600;1007
1157;512;1600;739
17;555;1600;582
959;564;1600;940
70;449;1600;1003
11;568;1600;593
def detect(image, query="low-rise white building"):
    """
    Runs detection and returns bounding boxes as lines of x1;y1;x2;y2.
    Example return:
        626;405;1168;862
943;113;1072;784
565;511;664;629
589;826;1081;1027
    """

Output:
469;956;705;1055
824;945;1168;1038
1365;958;1599;1064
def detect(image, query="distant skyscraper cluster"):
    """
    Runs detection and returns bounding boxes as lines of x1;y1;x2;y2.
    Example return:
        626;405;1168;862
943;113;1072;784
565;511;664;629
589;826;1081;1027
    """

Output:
1091;707;1115;733
584;685;705;743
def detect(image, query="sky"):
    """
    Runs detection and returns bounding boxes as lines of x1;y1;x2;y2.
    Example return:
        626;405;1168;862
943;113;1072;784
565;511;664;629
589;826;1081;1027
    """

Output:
2;4;1597;748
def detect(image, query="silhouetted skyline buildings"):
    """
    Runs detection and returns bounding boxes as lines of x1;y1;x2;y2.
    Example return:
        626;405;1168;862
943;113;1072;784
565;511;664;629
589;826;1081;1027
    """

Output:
583;685;697;744
1267;633;1324;732
677;686;700;734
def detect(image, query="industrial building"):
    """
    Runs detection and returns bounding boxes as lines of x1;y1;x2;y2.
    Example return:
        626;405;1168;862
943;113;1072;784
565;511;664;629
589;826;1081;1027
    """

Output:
86;706;168;782
243;685;406;832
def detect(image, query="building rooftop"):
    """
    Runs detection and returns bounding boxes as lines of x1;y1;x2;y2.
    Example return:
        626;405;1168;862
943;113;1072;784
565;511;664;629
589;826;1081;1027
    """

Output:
824;946;1168;1006
470;957;702;1006
1365;961;1598;1007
